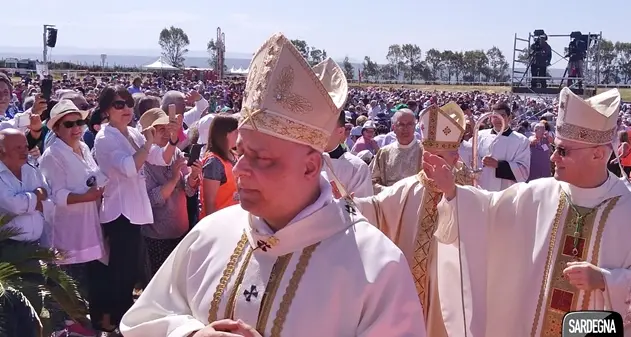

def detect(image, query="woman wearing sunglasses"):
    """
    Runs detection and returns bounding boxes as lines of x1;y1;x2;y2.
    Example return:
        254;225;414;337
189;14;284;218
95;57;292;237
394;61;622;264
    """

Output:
38;99;107;336
92;85;175;336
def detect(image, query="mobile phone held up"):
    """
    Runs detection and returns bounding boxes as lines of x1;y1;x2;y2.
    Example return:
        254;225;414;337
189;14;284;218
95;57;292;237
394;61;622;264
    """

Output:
168;104;176;120
41;79;53;101
187;144;203;166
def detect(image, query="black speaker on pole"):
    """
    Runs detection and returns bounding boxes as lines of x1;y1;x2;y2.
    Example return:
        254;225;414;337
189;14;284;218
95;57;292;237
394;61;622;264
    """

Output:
46;28;58;48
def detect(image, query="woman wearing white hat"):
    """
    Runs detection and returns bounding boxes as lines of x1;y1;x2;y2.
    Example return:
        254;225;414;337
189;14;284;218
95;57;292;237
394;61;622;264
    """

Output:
39;99;107;335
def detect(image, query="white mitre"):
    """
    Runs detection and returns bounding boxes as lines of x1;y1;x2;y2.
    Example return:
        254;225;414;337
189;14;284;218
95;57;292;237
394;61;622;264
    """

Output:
238;32;348;152
419;101;467;150
556;88;621;145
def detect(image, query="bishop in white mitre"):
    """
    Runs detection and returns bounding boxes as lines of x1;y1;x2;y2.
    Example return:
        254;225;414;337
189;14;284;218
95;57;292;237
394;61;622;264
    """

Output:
474;101;531;191
120;33;425;337
354;102;474;337
423;87;631;337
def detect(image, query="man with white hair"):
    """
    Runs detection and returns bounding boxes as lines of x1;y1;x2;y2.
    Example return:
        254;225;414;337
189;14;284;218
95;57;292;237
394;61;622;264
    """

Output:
423;88;631;336
121;33;425;337
370;108;422;193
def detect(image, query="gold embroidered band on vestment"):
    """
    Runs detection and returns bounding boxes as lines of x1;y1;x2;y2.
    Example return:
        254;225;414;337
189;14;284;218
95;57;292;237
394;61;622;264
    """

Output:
256;253;294;333
207;230;320;336
530;191;618;337
208;233;248;323
270;242;320;337
413;178;442;317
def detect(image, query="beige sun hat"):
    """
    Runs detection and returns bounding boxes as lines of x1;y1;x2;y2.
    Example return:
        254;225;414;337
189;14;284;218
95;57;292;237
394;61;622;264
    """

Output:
138;108;170;131
47;99;90;129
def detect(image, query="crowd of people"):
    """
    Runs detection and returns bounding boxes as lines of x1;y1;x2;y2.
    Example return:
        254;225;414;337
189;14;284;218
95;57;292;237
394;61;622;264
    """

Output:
0;31;630;337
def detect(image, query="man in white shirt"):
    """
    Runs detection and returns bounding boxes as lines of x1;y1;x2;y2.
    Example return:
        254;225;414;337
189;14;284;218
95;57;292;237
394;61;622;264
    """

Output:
0;129;52;242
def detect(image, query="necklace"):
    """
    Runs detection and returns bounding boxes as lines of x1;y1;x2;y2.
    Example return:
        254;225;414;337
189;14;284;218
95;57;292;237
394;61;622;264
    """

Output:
562;191;610;258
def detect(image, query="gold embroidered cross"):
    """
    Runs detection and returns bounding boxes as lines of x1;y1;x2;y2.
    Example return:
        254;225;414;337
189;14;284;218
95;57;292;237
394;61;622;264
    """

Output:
238;106;264;131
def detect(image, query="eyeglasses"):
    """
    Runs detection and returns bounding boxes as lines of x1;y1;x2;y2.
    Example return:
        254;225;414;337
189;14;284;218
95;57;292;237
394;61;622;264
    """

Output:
554;145;599;157
395;122;416;128
61;119;88;128
111;100;133;110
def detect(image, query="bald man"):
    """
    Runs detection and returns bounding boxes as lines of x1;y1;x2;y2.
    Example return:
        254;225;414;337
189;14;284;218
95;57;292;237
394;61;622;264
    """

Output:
370;108;423;193
0;129;52;242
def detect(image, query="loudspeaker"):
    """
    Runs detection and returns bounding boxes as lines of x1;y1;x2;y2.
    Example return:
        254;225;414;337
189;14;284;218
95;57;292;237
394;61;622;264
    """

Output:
46;28;57;48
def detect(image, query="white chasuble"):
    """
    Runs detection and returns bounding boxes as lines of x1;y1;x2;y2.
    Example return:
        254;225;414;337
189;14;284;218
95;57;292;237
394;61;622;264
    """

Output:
475;128;530;191
355;163;473;337
120;187;426;337
435;173;631;337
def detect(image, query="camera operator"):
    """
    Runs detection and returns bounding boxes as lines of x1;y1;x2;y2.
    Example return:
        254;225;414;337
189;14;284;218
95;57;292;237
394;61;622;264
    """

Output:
529;35;552;88
566;37;587;88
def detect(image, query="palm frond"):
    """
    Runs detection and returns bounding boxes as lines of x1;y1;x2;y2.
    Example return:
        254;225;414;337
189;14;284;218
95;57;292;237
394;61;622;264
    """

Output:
0;263;19;293
41;265;89;324
0;243;63;266
0;214;17;228
0;227;22;243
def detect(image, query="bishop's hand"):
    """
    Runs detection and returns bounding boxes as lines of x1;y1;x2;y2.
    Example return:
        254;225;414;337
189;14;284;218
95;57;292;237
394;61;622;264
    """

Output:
563;261;606;291
189;319;263;337
422;152;457;200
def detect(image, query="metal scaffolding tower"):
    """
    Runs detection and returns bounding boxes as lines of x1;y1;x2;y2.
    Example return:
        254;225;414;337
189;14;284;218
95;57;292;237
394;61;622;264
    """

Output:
510;31;602;98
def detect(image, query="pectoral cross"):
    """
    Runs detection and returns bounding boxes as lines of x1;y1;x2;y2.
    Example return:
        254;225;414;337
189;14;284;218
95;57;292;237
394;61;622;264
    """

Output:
572;215;584;257
256;240;272;252
345;204;356;216
243;285;258;302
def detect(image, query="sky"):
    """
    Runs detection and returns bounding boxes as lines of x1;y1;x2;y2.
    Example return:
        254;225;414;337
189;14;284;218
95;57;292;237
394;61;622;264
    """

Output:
2;0;629;64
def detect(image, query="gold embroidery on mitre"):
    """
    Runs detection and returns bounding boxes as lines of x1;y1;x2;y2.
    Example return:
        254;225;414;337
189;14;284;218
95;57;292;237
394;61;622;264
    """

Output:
556;122;616;145
442;126;452;135
248;111;329;150
422;140;461;150
273;66;313;115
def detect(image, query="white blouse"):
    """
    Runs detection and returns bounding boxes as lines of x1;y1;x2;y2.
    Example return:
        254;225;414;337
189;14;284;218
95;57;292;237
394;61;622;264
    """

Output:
94;124;167;225
39;139;106;264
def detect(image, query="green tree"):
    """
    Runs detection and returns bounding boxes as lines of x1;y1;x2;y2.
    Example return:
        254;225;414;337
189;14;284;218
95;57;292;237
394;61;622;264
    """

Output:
425;49;444;81
290;39;328;66
207;39;217;68
0;214;88;337
361;56;380;82
386;44;405;79
615;42;631;83
158;26;190;68
401;44;423;83
342;56;355;80
486;46;510;82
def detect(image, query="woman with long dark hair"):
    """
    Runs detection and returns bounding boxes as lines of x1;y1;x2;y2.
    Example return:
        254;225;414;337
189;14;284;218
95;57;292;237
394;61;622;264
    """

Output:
92;85;175;334
200;113;239;218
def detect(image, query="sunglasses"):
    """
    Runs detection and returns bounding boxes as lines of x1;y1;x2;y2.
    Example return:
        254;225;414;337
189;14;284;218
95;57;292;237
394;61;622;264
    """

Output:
111;100;133;110
554;145;599;157
61;119;88;128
